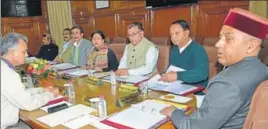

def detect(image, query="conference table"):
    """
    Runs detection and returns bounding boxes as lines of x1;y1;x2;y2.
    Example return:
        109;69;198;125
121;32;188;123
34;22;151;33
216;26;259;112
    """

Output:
19;76;197;129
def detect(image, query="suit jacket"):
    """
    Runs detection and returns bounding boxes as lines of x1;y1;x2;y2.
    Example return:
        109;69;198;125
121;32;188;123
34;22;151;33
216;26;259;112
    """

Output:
71;38;93;66
171;57;267;129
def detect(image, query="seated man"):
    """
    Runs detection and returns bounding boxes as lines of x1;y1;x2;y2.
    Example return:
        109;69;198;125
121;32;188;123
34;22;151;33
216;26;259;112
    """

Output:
54;28;74;63
160;8;268;129
71;25;93;66
36;33;59;61
86;30;119;72
1;33;59;129
116;22;159;76
160;20;209;87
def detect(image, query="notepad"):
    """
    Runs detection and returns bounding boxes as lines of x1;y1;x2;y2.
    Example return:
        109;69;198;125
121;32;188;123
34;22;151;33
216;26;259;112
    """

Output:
102;100;169;129
103;75;149;84
62;114;116;129
37;104;96;127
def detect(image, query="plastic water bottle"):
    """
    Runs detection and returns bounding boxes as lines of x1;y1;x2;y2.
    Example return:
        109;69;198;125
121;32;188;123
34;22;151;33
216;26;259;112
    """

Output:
64;83;76;104
110;71;117;95
98;96;107;118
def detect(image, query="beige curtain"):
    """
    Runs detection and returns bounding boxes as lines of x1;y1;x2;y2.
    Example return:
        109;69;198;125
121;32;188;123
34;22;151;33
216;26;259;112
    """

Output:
249;1;268;18
47;1;73;53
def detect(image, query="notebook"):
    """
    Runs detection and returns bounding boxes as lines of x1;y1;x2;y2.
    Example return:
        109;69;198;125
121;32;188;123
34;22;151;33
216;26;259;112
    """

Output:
37;104;96;127
101;100;171;129
51;63;79;71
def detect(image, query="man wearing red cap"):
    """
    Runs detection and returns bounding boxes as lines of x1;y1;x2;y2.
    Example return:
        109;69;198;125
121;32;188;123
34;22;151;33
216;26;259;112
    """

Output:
160;8;268;129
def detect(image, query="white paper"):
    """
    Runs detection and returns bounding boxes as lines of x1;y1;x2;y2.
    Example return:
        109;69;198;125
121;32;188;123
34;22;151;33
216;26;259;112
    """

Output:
103;75;149;84
160;94;193;103
62;114;116;129
148;80;198;95
147;74;183;86
106;100;168;129
37;104;96;127
166;65;186;72
51;63;78;71
94;72;110;78
195;94;205;108
67;69;95;77
41;101;72;113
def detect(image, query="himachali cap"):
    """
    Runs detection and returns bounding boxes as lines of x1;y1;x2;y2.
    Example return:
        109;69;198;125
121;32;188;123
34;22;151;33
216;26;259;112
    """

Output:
224;8;268;39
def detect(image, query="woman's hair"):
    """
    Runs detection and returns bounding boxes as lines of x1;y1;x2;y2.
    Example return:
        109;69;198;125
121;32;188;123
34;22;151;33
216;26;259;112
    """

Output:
91;30;106;40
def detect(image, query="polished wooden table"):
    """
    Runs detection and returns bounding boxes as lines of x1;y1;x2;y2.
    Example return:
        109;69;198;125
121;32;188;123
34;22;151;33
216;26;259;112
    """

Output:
20;76;196;129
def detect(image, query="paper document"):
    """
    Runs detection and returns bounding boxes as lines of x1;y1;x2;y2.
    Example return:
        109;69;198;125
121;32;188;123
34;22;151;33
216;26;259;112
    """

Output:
62;114;116;129
103;75;149;84
166;65;186;72
94;72;110;78
159;94;193;103
41;101;72;113
67;69;95;77
37;104;96;127
104;100;168;129
148;75;198;95
51;63;78;71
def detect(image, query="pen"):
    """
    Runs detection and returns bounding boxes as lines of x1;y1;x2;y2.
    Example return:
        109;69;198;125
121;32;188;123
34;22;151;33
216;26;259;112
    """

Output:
64;114;85;123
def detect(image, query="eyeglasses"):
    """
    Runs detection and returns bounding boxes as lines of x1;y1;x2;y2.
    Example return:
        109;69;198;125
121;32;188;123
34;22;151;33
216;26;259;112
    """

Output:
127;31;141;38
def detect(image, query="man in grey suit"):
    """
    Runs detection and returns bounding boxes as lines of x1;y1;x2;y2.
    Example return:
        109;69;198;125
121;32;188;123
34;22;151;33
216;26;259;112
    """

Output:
71;25;93;66
160;8;268;129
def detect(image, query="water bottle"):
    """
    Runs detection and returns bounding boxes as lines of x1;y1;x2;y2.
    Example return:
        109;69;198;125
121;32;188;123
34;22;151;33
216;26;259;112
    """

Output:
110;71;117;95
64;82;76;104
98;96;107;118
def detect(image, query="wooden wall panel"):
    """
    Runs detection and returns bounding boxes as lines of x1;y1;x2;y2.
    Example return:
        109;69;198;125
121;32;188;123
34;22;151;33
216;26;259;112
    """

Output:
1;1;49;55
94;15;117;38
70;1;249;44
151;6;192;37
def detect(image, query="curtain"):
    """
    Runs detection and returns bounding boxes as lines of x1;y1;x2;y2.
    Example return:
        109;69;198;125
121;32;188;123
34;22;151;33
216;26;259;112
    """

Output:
249;1;268;18
47;1;73;53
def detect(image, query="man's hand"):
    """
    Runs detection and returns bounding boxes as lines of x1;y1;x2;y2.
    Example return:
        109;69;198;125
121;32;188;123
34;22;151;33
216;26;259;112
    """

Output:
160;106;177;118
44;87;59;97
115;69;129;76
159;72;177;82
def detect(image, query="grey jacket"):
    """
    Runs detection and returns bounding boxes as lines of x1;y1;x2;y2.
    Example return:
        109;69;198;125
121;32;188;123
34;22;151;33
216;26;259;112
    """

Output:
71;38;93;66
171;57;267;129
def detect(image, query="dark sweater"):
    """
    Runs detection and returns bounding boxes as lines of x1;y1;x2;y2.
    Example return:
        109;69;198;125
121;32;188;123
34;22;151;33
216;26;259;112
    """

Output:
36;43;58;61
169;41;209;87
102;48;119;72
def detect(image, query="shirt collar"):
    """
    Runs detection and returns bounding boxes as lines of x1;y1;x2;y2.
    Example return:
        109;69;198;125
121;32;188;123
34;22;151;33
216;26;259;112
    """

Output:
0;57;16;71
179;38;192;53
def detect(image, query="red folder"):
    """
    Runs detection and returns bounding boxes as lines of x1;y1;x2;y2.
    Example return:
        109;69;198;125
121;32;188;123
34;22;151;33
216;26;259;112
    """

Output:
45;96;68;106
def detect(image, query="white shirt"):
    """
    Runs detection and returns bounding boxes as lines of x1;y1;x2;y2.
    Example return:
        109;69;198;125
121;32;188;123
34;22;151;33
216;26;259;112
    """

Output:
59;41;70;57
118;46;159;76
179;39;192;53
1;61;54;129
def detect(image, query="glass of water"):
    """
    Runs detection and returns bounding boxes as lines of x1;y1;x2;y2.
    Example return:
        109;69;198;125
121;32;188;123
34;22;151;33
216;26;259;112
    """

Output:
140;81;149;99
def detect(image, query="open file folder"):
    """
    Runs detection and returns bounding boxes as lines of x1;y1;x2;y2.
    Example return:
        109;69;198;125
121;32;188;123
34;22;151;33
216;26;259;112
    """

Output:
101;100;188;129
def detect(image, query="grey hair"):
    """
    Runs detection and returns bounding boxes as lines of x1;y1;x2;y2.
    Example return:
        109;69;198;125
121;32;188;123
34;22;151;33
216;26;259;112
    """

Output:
128;22;144;31
1;33;28;55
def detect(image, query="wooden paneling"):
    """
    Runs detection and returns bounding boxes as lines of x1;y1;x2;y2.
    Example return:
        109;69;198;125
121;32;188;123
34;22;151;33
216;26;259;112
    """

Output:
70;1;249;44
1;1;49;55
152;6;192;37
94;15;117;38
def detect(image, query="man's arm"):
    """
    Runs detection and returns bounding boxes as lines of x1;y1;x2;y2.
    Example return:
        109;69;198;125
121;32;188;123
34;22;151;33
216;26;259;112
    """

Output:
118;46;128;69
177;46;209;83
2;74;54;111
171;76;242;129
128;46;159;76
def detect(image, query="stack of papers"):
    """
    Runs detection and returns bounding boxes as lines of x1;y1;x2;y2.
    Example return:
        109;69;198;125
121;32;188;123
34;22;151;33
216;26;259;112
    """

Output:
103;75;149;84
51;63;78;71
66;69;95;77
37;104;95;127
